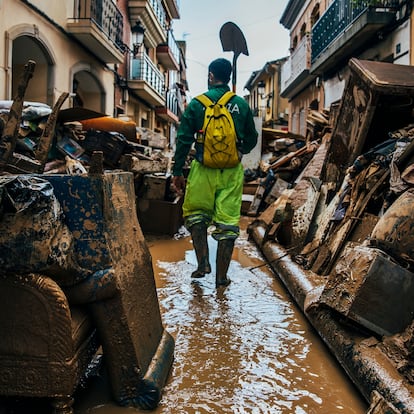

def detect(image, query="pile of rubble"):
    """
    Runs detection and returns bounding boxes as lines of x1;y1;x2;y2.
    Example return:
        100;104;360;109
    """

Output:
0;103;170;176
249;58;414;412
243;109;330;216
0;63;178;235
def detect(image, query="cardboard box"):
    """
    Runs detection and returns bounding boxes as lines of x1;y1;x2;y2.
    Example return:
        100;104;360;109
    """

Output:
137;196;183;236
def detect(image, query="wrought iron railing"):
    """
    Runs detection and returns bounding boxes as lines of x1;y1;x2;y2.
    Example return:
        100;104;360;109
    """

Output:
167;30;181;65
72;0;123;49
165;89;179;117
149;0;167;32
130;52;165;97
311;0;399;63
281;35;311;93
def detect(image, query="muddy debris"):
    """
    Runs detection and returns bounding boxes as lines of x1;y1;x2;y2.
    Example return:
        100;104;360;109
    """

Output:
249;58;414;413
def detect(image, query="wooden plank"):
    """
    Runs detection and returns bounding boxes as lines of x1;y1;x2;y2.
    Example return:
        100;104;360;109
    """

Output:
35;92;69;172
0;60;35;167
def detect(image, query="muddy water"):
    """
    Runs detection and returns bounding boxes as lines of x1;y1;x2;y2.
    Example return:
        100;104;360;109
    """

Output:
72;220;369;413
142;224;368;414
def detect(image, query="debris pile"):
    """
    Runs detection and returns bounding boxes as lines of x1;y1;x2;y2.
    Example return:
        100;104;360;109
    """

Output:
0;61;175;411
0;62;177;235
243;109;330;217
249;58;414;410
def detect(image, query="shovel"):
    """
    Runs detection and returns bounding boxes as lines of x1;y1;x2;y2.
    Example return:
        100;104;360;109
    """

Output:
219;22;249;93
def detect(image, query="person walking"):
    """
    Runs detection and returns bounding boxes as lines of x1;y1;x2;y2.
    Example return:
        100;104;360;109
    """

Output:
172;57;258;288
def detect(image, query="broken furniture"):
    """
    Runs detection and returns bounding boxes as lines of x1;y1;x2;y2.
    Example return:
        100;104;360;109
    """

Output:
136;173;184;236
45;171;175;410
297;59;414;274
326;58;414;186
319;243;414;336
0;171;174;412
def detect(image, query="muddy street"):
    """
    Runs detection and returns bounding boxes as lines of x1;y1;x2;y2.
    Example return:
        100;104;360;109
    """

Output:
71;218;368;414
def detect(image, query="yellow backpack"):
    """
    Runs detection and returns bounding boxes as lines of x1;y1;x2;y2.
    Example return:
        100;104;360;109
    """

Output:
195;91;240;169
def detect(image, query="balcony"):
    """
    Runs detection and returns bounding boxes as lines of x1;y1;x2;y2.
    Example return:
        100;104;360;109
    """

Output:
280;35;314;98
67;0;124;63
128;0;167;48
155;88;183;123
129;52;165;106
156;30;180;70
311;0;398;74
164;0;180;19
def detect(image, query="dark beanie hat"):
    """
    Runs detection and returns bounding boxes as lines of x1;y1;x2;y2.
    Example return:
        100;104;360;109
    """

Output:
208;58;232;83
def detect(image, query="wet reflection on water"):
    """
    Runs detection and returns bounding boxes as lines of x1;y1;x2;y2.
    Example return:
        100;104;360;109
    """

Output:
148;228;368;414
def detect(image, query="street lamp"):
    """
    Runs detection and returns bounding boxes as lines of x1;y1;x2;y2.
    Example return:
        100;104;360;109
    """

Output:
131;21;145;57
257;80;265;97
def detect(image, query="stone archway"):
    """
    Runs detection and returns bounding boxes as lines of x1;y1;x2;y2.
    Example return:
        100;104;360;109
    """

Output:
12;35;54;105
72;69;105;113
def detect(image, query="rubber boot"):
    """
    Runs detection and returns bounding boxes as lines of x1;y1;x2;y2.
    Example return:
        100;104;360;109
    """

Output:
190;223;211;278
216;239;234;287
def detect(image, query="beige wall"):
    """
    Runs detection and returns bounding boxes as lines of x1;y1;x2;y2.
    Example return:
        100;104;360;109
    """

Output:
1;0;114;114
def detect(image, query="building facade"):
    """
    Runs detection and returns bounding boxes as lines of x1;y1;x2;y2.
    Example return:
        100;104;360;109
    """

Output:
119;0;187;146
244;58;289;130
280;0;412;135
0;0;187;145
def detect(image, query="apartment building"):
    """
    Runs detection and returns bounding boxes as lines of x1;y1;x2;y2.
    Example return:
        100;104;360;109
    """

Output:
0;0;186;144
119;0;187;144
244;58;289;130
280;0;412;135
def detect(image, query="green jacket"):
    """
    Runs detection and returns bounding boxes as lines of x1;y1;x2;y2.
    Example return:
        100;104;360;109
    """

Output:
172;84;258;176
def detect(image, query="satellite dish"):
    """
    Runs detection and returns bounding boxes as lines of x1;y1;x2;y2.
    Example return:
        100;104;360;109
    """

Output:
219;22;249;92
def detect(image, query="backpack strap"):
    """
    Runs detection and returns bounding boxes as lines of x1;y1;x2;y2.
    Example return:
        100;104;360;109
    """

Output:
217;91;235;106
195;94;214;107
195;91;235;107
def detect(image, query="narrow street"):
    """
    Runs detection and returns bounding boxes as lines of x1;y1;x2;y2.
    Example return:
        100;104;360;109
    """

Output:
72;217;369;414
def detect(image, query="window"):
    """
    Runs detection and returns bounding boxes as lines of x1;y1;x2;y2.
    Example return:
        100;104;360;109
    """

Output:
311;3;320;26
300;23;307;39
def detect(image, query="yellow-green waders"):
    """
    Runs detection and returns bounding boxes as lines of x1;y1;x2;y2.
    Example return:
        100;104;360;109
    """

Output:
182;160;243;287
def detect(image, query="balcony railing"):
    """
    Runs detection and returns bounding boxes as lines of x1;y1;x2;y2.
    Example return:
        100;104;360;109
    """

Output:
148;0;167;32
166;89;179;117
311;0;399;63
130;52;165;97
72;0;123;50
281;35;311;95
156;88;183;122
156;30;180;70
128;0;168;46
168;31;180;64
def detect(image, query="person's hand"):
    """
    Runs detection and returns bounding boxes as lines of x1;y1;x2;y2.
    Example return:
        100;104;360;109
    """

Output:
172;175;186;195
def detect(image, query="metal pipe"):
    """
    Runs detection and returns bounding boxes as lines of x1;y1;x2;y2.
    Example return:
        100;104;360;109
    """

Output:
249;220;414;413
